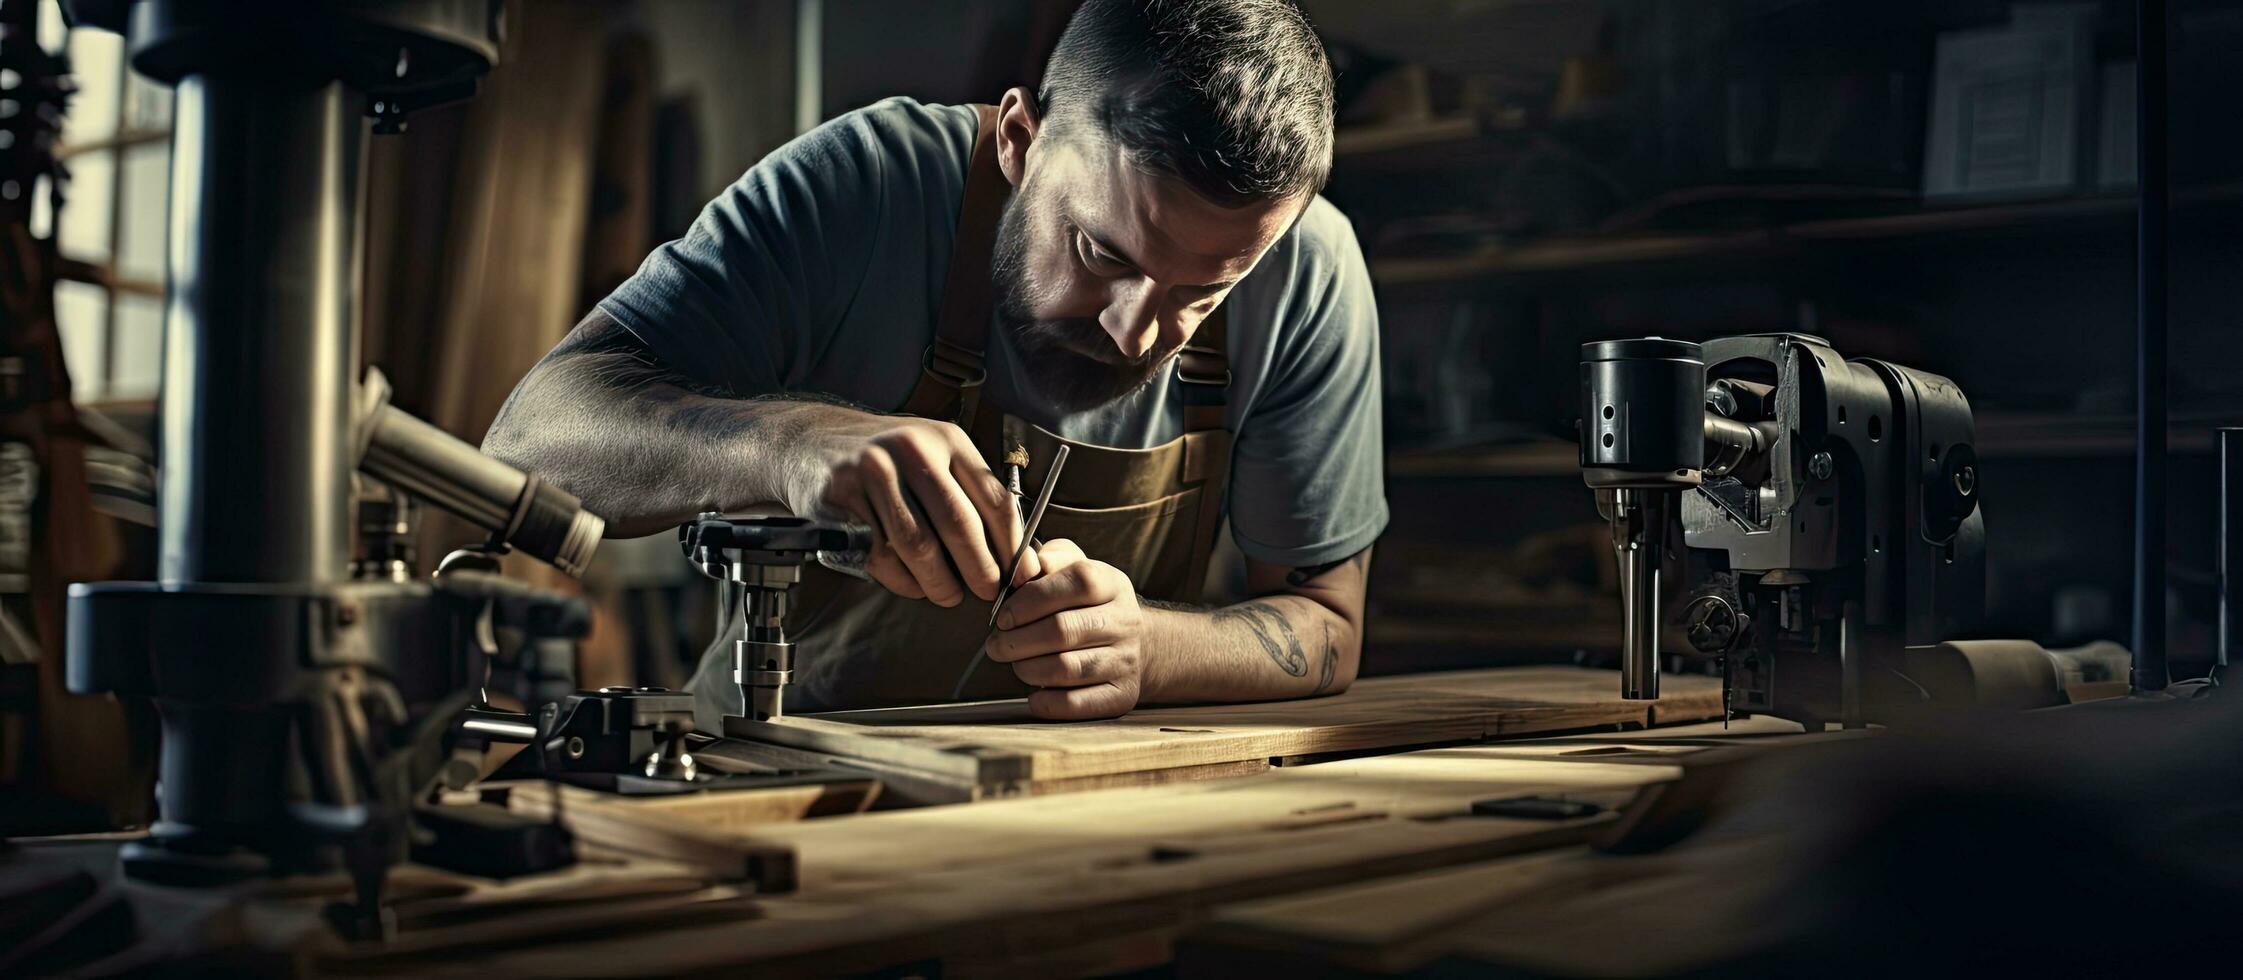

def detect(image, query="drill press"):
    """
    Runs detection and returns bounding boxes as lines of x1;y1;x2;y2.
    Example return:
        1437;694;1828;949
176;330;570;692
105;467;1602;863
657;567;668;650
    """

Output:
1580;334;1985;728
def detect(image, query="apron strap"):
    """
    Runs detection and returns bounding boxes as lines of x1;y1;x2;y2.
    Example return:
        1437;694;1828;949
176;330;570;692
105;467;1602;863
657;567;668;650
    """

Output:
1177;303;1230;434
1177;305;1232;597
901;103;1008;426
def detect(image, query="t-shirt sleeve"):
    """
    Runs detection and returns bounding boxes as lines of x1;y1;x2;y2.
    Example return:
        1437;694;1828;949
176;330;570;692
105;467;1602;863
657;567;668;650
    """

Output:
595;109;892;395
1225;201;1390;568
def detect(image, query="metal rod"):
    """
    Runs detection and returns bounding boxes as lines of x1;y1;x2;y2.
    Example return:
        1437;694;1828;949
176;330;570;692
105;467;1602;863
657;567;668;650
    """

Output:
2220;429;2241;673
458;709;539;744
2133;0;2170;692
1614;488;1664;701
1839;605;1862;729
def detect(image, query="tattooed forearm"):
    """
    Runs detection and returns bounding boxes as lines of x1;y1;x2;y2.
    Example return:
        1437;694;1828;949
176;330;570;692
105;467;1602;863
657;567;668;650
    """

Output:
1314;620;1338;694
1213;601;1308;677
483;309;839;536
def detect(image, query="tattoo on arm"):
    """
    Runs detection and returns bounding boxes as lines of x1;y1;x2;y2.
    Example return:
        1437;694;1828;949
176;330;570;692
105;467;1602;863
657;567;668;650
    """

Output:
1285;548;1372;588
1213;601;1307;677
1314;620;1338;694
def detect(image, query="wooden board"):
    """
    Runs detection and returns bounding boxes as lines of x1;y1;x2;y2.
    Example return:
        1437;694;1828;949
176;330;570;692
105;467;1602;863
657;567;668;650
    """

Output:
494;777;877;890
694;736;1271;807
324;747;1693;976
724;667;1724;797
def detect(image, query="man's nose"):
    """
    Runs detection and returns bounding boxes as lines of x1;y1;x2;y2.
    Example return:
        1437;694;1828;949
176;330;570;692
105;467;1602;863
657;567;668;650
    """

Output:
1099;279;1162;360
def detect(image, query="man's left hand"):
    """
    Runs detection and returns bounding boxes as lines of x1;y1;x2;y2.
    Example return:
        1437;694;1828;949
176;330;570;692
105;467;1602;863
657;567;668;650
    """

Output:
985;538;1145;720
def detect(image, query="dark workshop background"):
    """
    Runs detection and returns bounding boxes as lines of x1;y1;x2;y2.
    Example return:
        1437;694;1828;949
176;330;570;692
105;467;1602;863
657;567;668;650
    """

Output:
39;0;2243;691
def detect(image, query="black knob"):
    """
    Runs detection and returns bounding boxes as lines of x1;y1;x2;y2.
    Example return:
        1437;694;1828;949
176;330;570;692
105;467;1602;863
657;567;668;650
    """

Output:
1925;443;1980;541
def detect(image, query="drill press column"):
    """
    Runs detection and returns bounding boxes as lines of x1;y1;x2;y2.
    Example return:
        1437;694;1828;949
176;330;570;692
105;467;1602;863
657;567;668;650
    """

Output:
1580;339;1707;701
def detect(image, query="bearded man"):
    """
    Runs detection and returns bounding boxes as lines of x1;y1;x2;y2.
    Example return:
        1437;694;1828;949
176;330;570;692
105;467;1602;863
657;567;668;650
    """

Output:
486;0;1385;724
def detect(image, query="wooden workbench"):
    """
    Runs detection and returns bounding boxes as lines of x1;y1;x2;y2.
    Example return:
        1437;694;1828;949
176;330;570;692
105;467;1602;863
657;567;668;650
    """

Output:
17;668;1791;977
311;668;1760;976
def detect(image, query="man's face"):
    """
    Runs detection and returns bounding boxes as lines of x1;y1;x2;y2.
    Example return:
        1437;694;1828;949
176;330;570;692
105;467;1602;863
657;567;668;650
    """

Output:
991;131;1301;412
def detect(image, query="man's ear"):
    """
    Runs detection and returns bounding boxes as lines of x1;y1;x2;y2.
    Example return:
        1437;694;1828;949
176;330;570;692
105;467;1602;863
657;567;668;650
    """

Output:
995;86;1040;188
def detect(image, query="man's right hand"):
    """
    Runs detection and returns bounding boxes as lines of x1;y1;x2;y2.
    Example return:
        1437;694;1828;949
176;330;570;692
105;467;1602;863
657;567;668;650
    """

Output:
785;406;1040;606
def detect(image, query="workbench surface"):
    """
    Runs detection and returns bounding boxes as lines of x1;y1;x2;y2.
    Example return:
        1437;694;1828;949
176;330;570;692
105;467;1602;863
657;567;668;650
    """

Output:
12;669;1807;977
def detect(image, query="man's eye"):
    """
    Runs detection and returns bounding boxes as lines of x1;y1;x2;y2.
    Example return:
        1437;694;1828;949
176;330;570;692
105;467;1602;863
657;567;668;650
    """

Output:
1075;234;1127;276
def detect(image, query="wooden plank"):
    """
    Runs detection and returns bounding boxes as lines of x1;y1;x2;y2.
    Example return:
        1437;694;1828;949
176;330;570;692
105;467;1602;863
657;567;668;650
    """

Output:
326;750;1691;976
724;667;1724;795
696;736;1271;807
497;781;852;891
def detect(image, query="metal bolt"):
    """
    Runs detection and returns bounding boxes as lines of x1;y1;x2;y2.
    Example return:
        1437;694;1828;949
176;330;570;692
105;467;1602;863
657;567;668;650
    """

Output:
1808;452;1834;481
1954;465;1976;497
565;736;586;760
336;602;359;626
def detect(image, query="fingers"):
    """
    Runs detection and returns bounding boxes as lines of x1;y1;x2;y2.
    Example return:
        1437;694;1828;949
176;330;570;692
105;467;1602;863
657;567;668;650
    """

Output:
815;419;1055;605
854;448;966;606
899;447;1002;601
817;471;926;600
986;606;1126;663
1010;524;1046;585
1005;646;1130;687
1027;681;1137;721
946;431;1037;593
861;538;924;599
993;540;1109;629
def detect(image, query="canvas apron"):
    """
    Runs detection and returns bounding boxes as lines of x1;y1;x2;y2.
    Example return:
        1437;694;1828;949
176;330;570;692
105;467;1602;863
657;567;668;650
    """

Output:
691;104;1235;716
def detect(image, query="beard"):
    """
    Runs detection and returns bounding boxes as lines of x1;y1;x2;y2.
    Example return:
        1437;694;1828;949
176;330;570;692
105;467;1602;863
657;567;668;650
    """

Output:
989;193;1181;413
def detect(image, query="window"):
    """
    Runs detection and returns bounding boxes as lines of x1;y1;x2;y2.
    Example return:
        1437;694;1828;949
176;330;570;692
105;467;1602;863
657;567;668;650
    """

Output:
35;0;170;402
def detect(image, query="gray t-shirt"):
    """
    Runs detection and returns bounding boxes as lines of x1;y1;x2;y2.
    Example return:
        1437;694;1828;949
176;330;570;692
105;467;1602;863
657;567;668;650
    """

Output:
600;97;1386;568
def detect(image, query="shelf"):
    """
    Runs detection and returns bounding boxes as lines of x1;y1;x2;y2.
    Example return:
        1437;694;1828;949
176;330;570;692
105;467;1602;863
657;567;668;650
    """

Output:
1388;414;2236;480
1331;115;1531;175
1389;440;1578;478
1335;115;1485;156
1369;181;2243;288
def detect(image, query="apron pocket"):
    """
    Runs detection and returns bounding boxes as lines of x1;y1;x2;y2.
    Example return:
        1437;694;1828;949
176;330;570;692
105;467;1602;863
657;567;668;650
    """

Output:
1040;490;1204;601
